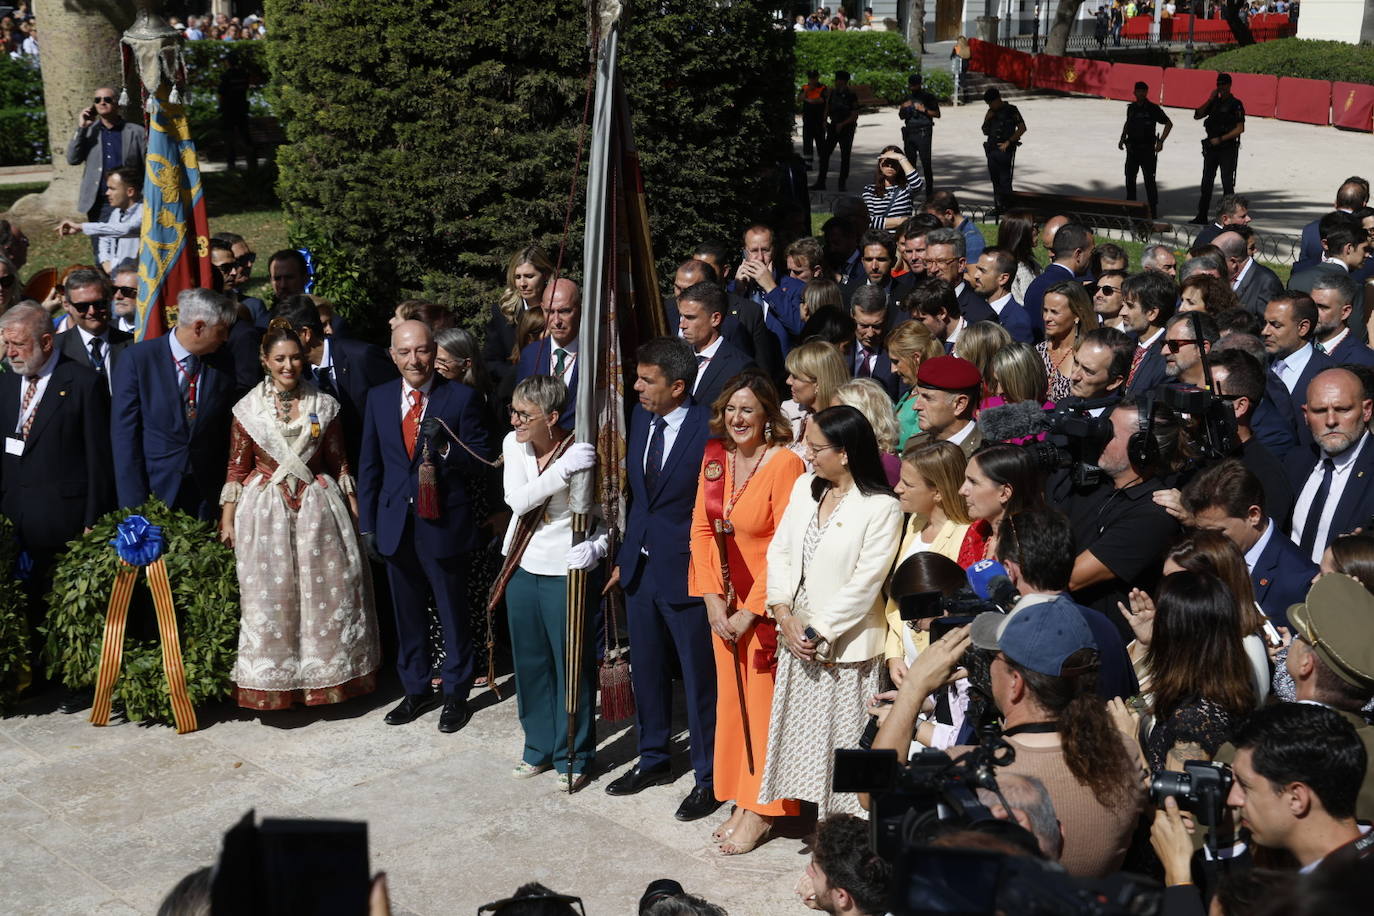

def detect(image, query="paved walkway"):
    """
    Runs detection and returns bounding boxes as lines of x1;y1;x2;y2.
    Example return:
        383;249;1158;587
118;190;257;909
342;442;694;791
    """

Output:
1;676;806;915
807;93;1368;240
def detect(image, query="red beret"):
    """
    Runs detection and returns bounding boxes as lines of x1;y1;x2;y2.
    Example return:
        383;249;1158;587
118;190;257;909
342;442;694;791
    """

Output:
916;355;982;391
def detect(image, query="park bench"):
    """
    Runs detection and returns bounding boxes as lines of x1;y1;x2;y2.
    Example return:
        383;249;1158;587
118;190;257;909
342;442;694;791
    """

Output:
1005;190;1162;236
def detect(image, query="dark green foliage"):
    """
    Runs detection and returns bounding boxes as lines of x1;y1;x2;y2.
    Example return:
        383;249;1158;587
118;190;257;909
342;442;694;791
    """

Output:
0;55;45;165
266;0;795;336
183;39;272;157
844;68;955;104
0;516;27;714
1204;39;1374;85
794;30;920;77
42;500;240;726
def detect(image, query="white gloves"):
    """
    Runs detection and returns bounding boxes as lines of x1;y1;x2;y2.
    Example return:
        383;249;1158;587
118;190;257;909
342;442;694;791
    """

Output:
566;536;608;570
554;442;597;481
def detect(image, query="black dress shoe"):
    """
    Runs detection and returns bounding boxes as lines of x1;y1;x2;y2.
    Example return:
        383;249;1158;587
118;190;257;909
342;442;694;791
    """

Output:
384;693;442;726
604;762;672;796
58;687;94;714
675;784;724;821
437;696;471;733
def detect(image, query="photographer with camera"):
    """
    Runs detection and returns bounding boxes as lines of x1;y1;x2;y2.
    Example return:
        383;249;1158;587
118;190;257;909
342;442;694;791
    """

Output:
872;601;1144;877
1062;395;1188;639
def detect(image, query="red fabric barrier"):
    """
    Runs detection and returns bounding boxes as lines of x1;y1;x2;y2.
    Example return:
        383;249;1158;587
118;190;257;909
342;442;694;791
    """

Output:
968;37;993;74
1276;76;1331;126
1107;63;1165;103
1032;54;1110;96
1122;15;1152;39
1228;72;1278;120
1162;68;1217;110
993;47;1034;89
1333;82;1374;132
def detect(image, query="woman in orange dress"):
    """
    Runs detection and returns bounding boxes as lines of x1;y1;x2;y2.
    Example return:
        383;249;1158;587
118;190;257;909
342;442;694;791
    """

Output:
689;370;805;855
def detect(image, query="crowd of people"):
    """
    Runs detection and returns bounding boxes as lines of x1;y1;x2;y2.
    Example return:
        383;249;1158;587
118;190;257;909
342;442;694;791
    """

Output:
169;12;267;42
9;71;1374;914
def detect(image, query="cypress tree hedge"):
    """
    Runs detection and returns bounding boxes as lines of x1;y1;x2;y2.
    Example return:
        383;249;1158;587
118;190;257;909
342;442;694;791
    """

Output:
266;0;794;333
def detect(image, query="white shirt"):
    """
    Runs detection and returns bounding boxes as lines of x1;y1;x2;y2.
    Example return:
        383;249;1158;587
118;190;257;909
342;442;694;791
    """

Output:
1137;326;1164;351
643;402;690;473
1321;255;1351;272
989;292;1013;316
549;336;579;386
76;326;113;390
1319;326;1351;356
1231;257;1254;290
1243;518;1275;573
1271;342;1316;394
12;347;59;441
1299;824;1372;874
1292;432;1370;563
691;335;724;395
945;316;967;346
499;431;607;576
167;329;201;411
81;201;142;269
946;418;976;447
399;376;435;421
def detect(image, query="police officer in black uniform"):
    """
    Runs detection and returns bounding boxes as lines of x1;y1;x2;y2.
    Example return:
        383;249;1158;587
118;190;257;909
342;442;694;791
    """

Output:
812;70;860;192
1192;72;1246;226
981;88;1026;218
1119;80;1172;219
899;72;940;196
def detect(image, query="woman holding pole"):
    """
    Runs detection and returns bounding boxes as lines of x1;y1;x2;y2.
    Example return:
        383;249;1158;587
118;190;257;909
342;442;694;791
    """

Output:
689;371;805;854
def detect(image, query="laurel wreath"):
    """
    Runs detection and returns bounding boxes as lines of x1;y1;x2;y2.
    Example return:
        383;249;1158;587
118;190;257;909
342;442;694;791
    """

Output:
41;499;240;725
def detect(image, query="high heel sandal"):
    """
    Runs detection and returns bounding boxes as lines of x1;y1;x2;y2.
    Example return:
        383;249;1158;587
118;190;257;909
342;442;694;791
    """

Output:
719;821;771;856
710;805;740;843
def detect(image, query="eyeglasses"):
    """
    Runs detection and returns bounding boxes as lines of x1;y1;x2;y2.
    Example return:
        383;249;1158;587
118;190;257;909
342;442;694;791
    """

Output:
508;407;543;425
93;95;116;104
806;443;843;455
923;256;958;267
214;262;237;276
113;285;137;298
1162;339;1199;353
1095;285;1120;296
70;298;110;314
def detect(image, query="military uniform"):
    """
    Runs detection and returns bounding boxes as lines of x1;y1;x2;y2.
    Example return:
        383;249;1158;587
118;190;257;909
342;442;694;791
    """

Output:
815;83;859;190
1122;99;1170;218
899;86;940;194
1196;93;1245;222
982;101;1025;213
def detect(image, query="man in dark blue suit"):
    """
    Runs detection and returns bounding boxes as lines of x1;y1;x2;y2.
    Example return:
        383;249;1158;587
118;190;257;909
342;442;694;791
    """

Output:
271;295;398;465
1121;269;1176;395
731;224;804;356
604;336;720;823
968;247;1034;343
1284;367;1374;565
1296;179;1368;269
666;258;780;383
1264;295;1335;437
839;230;915;315
516;278;580;429
358;320;492;733
1022;223;1095;344
677;281;756;410
1311;274;1374;368
850;286;902;400
111;288;239;520
1182;459;1314;630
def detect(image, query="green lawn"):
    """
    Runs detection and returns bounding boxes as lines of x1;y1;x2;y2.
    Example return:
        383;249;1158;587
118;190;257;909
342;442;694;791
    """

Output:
12;169;287;302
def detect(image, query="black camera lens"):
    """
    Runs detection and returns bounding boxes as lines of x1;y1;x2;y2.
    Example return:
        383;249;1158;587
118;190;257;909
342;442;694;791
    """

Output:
1149;771;1192;808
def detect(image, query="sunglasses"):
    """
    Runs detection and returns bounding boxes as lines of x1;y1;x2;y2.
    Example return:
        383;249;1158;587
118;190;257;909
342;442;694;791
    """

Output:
235;254;256;269
0;274;12;288
1162;339;1199;353
113;285;137;298
70;298;110;314
1095;285;1120;296
93;95;116;104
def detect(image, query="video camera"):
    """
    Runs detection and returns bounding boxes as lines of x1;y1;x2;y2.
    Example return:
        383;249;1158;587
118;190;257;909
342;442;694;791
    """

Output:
1154;383;1238;463
978;401;1113;489
834;730;1015;862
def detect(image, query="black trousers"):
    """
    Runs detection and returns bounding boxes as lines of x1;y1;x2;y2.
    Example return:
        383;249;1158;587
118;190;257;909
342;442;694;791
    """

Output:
903;125;934;195
801;103;825;158
816;122;856;188
984;142;1016;211
1197;140;1239;220
1124;143;1159;217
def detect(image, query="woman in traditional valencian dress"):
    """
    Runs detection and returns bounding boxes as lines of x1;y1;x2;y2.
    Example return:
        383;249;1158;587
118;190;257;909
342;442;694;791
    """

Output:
219;319;380;710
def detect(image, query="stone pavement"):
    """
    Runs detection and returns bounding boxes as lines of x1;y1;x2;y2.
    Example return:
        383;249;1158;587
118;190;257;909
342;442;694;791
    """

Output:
1;676;808;915
809;93;1368;240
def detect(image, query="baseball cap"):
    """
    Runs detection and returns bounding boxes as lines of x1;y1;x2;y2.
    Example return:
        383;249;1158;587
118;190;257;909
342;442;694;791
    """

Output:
1287;574;1374;689
970;596;1097;677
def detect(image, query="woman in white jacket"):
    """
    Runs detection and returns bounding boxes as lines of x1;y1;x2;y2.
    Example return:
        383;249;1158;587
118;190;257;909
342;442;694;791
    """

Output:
758;405;903;815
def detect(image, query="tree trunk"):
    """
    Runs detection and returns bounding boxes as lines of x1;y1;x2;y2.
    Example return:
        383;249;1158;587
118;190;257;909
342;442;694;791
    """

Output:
1221;0;1255;45
1044;0;1086;57
905;0;926;57
6;0;137;229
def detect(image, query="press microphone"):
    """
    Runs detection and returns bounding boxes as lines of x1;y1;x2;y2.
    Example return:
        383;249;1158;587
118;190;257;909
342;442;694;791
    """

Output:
978;400;1049;443
966;559;1018;612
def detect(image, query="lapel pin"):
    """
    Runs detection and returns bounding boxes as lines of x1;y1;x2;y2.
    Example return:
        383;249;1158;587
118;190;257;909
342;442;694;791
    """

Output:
1260;578;1270;587
59;390;67;397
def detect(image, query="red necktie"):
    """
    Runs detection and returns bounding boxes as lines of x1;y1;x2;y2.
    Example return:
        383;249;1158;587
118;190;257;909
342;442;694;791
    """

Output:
403;390;423;458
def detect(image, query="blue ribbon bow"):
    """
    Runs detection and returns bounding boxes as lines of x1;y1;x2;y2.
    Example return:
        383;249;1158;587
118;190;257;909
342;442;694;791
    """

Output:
110;515;165;567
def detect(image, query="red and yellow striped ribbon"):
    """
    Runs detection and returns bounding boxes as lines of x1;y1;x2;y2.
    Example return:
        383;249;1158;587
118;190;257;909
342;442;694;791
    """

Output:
89;558;199;734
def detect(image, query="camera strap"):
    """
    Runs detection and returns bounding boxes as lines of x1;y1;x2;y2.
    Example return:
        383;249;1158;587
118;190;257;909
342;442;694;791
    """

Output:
1000;722;1059;738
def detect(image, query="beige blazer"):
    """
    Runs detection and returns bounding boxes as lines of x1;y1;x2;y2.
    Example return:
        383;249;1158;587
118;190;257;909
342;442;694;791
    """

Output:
766;473;903;663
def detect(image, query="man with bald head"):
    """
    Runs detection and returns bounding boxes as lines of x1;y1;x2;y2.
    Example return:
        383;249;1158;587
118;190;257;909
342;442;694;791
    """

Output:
1286;368;1374;563
1040;214;1069;254
359;319;492;732
516;277;582;429
1215;229;1282;316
